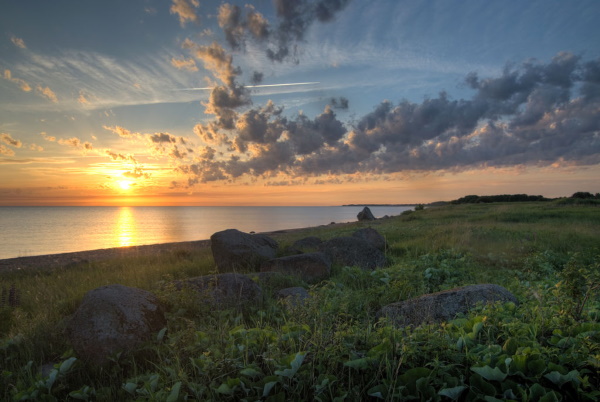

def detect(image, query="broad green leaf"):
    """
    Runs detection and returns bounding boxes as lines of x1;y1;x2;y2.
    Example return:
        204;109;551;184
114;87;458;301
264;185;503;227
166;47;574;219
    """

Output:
438;385;467;400
59;357;77;374
469;373;496;396
544;370;580;387
123;382;138;395
343;357;373;370
157;327;167;343
399;367;432;383
539;391;560;402
471;365;507;382
262;380;278;398
503;337;518;355
166;381;182;402
240;367;262;378
45;369;58;390
275;351;306;378
527;359;547;377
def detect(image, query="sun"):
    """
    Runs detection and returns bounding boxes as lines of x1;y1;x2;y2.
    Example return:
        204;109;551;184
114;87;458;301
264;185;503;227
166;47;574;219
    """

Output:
117;180;133;190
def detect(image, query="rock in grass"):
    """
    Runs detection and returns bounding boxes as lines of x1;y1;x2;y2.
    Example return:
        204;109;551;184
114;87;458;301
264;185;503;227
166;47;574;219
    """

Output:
357;206;376;221
352;227;386;251
378;284;518;327
292;236;323;251
277;287;310;307
176;273;262;310
261;252;331;283
319;237;386;270
66;284;166;366
211;229;278;273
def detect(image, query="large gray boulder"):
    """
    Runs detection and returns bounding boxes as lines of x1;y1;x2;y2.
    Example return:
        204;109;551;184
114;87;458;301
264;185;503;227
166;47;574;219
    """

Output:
378;284;518;327
211;229;278;272
319;237;386;270
357;206;376;221
66;284;166;366
261;252;331;283
176;273;262;310
352;227;386;251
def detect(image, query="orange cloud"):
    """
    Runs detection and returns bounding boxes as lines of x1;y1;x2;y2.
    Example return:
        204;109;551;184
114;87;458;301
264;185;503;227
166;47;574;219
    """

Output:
36;85;58;102
170;0;200;27
3;69;32;92
1;133;23;148
0;145;15;156
171;57;198;72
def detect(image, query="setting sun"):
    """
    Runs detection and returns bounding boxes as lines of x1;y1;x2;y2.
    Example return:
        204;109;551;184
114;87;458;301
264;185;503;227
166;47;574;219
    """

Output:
118;180;132;191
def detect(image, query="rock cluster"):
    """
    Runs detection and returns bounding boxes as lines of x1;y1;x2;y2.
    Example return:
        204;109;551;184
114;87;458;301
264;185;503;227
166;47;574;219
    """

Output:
65;226;518;368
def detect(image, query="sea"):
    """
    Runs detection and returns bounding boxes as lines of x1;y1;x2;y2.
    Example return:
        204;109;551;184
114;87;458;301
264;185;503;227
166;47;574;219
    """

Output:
0;206;412;260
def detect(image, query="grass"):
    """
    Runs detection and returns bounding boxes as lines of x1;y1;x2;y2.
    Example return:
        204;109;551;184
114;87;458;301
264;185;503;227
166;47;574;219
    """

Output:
1;202;599;401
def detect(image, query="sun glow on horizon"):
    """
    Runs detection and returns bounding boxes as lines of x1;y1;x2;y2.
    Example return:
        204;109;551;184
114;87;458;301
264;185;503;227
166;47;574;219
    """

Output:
117;180;133;191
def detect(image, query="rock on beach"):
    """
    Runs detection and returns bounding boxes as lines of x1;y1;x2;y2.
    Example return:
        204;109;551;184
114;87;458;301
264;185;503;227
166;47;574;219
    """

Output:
210;229;278;273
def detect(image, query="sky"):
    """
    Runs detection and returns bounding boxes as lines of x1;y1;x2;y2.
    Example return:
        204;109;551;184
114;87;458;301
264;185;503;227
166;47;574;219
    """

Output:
0;0;599;206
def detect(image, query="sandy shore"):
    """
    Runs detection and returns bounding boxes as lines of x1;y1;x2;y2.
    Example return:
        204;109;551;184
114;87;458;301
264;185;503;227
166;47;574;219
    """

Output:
0;222;359;274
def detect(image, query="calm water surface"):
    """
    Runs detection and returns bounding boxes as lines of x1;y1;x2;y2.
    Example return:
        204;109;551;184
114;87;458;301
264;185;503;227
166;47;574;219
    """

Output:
0;206;411;259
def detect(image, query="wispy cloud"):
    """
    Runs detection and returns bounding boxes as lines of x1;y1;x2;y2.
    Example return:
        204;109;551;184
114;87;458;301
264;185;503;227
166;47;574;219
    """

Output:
11;36;26;49
176;81;321;91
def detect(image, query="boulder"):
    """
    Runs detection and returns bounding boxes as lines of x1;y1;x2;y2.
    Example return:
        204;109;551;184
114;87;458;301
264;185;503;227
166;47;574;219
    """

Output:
66;284;166;366
176;273;262;310
211;229;278;272
248;271;300;291
319;237;386;270
357;206;376;221
378;284;518;327
277;287;310;307
261;252;331;283
292;236;323;251
352;228;386;251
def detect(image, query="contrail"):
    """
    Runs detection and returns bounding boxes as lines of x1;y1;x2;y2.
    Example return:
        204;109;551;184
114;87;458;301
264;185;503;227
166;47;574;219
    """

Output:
175;82;320;91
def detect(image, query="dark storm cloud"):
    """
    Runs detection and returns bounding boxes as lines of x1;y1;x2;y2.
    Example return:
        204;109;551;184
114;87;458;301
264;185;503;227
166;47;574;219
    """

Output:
179;52;600;186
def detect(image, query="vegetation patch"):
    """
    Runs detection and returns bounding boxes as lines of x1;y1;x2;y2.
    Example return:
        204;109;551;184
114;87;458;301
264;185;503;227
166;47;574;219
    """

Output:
1;202;599;400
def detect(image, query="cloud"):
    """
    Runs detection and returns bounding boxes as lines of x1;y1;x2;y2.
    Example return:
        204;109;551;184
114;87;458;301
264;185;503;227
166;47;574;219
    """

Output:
77;90;90;105
183;40;241;87
171;56;198;72
11;36;26;49
36;85;58;102
214;0;351;62
103;125;140;139
177;52;600;186
41;132;56;142
170;0;200;27
1;133;23;148
3;69;32;92
150;132;177;143
0;145;15;156
105;150;138;164
330;96;349;109
57;137;93;152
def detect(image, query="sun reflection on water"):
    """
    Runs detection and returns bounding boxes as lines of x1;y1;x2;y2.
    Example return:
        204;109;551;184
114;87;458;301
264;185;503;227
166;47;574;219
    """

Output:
116;207;137;247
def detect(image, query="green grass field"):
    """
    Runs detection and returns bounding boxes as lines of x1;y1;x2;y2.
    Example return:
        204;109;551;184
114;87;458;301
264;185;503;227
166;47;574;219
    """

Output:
1;201;599;401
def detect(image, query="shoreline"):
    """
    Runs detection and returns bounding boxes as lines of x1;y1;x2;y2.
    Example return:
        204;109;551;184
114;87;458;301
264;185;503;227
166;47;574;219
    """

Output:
0;221;361;274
